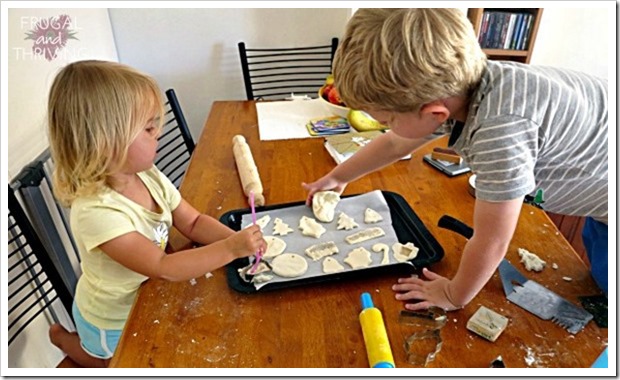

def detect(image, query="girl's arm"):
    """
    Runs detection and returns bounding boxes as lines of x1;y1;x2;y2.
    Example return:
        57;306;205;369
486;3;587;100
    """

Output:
171;199;237;245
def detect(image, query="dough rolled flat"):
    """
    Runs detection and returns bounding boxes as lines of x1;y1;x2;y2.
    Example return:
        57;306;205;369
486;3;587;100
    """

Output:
271;253;308;278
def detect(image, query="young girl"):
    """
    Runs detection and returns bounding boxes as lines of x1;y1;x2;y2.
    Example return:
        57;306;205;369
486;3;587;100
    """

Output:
47;60;266;367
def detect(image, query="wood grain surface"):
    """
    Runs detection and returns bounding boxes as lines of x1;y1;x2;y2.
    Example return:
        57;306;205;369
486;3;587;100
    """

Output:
109;101;607;368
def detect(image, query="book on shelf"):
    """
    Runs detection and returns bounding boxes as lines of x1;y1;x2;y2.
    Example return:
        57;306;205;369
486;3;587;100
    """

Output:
479;10;534;51
323;130;411;165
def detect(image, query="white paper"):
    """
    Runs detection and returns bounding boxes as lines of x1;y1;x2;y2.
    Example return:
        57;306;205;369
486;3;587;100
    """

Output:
255;99;332;141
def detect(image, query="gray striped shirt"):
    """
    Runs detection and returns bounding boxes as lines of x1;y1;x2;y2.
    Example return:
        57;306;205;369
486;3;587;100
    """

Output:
452;60;607;224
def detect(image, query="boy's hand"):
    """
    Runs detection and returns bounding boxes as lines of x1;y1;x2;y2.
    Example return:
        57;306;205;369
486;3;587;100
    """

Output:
392;268;463;311
225;225;266;259
301;176;347;206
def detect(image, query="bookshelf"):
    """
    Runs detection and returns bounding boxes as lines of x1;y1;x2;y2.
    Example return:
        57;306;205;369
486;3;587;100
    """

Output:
467;8;543;64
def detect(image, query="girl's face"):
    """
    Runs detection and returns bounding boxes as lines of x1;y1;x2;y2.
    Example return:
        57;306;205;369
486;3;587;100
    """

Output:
122;116;161;174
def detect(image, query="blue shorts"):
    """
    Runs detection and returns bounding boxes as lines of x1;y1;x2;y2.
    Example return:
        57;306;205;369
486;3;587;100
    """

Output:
582;217;608;295
72;303;121;359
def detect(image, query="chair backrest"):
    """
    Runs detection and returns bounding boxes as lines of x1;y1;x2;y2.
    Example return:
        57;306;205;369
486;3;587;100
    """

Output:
155;88;195;188
8;185;74;346
238;37;339;101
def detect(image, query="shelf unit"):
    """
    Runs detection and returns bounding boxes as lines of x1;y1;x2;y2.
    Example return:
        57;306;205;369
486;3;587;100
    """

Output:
467;8;543;64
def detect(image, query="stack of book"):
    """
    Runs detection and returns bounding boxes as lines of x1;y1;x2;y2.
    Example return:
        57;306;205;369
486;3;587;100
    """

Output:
478;10;535;50
306;116;351;136
323;130;411;164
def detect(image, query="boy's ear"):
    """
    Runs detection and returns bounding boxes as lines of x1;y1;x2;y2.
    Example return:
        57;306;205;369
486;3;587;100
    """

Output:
420;100;450;124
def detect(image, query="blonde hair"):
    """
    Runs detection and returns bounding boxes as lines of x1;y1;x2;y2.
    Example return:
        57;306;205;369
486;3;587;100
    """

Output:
333;8;487;112
48;60;164;206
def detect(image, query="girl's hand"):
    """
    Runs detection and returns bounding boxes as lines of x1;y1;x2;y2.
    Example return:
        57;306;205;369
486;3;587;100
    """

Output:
392;268;463;311
301;176;347;206
225;225;266;259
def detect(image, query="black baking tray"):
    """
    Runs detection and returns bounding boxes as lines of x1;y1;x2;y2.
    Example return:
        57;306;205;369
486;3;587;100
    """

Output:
221;191;444;293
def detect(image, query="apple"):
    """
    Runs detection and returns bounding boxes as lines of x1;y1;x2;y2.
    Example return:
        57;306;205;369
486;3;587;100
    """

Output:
328;87;343;105
322;84;333;101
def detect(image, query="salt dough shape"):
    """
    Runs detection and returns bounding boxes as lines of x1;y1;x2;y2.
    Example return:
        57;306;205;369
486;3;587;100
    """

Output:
322;257;345;274
255;215;271;231
273;218;293;236
518;248;546;272
262;236;286;259
345;227;385;244
344;247;373;269
392;242;419;262
252;273;274;284
364;208;383;224
271;253;309;278
337;212;359;231
305;241;339;261
312;191;341;223
298;216;326;238
372;243;390;265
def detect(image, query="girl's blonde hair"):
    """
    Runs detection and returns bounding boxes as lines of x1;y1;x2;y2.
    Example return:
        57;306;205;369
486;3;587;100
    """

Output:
48;60;164;206
333;8;487;113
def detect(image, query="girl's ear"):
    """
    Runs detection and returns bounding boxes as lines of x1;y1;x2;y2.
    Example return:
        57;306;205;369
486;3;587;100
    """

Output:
420;100;450;124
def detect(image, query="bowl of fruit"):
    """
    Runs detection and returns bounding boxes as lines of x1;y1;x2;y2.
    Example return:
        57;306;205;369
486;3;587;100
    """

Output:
318;77;350;119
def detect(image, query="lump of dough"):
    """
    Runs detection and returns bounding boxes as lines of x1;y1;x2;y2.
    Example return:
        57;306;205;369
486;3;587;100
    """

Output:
262;236;286;259
322;257;345;274
518;247;546;272
337;212;359;231
273;218;293;236
392;242;419;262
372;243;390;265
344;247;373;269
298;216;326;238
312;191;341;223
364;208;383;224
271;253;309;278
345;227;385;244
305;241;339;261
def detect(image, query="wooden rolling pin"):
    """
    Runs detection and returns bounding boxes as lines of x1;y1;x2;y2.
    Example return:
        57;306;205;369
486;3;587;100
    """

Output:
232;135;265;206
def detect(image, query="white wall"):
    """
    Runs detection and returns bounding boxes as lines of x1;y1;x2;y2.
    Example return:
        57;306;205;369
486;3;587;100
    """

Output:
108;8;352;141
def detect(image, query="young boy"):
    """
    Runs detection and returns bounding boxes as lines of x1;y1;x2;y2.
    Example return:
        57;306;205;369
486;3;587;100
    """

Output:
303;9;608;311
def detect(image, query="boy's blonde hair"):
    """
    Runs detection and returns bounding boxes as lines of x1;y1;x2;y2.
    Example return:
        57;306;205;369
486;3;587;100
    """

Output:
48;60;164;206
333;8;487;112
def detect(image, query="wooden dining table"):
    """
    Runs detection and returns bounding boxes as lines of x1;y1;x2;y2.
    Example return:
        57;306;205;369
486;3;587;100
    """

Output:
109;101;607;369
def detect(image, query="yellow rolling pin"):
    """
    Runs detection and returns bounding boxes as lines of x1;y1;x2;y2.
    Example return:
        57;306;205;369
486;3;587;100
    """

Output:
359;292;395;368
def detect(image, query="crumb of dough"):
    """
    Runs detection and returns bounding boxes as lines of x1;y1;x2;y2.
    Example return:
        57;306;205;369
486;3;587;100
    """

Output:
562;276;572;282
312;191;341;222
271;253;309;278
273;218;294;236
262;236;286;259
305;241;339;261
337;212;359;231
518;248;546;272
551;263;558;270
298;216;326;238
364;208;383;223
392;242;419;262
344;247;373;269
322;257;345;273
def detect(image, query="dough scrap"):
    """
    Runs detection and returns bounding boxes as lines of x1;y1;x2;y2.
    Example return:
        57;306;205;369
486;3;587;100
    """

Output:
298;216;326;238
305;241;339;261
337;212;359;231
273;218;294;236
271;253;309;278
364;208;383;224
518;248;546;272
372;243;390;265
345;227;385;244
344;247;373;269
312;191;341;222
262;236;286;259
252;273;274;284
322;257;345;274
392;242;419;262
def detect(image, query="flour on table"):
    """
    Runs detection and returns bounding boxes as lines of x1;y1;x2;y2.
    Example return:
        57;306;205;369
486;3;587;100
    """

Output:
273;218;294;236
344;247;373;269
298;216;326;238
364;208;383;223
312;191;341;223
305;241;339;261
518;248;546;272
322;257;345;274
337;212;359;231
262;236;286;259
271;253;309;278
393;242;419;262
345;227;385;244
372;243;390;265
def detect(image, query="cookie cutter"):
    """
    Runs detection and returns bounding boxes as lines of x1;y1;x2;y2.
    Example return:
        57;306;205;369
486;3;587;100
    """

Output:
399;307;447;366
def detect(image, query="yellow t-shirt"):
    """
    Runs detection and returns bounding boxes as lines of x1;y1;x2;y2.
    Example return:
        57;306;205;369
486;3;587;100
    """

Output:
72;166;182;330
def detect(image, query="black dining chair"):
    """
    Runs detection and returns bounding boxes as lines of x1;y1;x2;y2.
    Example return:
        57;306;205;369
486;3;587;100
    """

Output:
8;185;74;348
155;89;196;188
238;38;339;101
